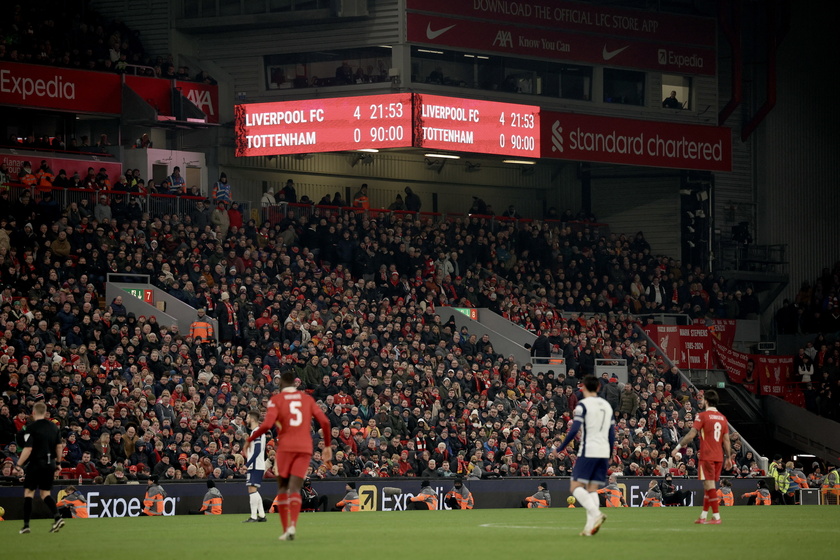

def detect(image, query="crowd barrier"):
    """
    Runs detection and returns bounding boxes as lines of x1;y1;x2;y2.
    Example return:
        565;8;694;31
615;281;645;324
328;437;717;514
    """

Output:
0;477;772;519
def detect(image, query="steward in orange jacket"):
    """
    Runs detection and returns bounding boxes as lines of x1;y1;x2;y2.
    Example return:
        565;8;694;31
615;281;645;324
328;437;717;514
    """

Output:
444;479;474;509
642;481;664;507
57;486;89;518
717;480;735;506
742;480;772;505
522;481;551;508
200;480;223;514
597;476;626;507
142;475;167;515
335;482;360;512
409;480;439;510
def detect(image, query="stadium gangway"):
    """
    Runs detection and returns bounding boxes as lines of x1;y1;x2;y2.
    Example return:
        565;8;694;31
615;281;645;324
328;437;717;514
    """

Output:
594;358;628;383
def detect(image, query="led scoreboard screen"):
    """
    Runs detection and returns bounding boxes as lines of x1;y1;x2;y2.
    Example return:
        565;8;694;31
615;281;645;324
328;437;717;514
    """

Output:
234;93;541;158
416;94;540;158
235;93;413;156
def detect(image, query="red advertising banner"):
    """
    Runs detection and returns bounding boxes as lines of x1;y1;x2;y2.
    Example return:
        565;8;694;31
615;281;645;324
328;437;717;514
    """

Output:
407;0;716;48
176;81;220;124
541;112;731;172
125;75;172;116
407;14;716;77
416;94;540;157
0;152;123;185
0;61;121;114
643;325;715;369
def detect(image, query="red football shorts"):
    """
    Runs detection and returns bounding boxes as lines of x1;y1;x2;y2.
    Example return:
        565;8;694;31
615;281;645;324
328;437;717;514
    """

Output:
275;451;311;480
698;460;722;482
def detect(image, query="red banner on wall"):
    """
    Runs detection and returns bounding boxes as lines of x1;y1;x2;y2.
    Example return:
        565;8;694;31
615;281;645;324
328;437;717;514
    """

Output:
0;152;123;185
407;14;716;77
125;75;172;116
643;325;716;369
407;0;716;48
693;318;737;348
0;61;121;114
176;81;219;124
711;337;795;397
541;112;731;172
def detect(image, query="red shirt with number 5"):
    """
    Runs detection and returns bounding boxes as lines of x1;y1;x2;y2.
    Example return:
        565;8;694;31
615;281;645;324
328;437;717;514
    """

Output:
693;407;728;462
250;388;332;454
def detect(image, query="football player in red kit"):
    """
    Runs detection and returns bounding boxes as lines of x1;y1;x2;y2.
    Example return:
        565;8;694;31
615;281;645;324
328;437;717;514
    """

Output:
244;370;332;541
673;390;732;524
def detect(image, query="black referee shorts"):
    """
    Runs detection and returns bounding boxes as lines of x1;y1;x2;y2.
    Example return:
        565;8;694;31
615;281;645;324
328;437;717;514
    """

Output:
23;463;55;491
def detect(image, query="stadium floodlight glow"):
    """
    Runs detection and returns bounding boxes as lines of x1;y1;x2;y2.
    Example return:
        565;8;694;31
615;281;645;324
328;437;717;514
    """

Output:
417;49;444;54
502;159;536;165
357;149;379;152
423;153;460;159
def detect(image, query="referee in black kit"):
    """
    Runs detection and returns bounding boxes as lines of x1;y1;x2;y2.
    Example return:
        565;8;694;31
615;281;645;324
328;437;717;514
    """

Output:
16;402;65;534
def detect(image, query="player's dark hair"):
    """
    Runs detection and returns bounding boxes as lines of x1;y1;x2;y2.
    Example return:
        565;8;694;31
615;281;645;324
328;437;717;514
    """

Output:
279;370;296;386
582;375;600;393
247;410;260;423
704;390;719;407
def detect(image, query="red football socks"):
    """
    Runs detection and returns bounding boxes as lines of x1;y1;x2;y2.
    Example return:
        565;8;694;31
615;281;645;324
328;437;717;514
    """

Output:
707;489;720;514
289;492;302;527
276;493;289;531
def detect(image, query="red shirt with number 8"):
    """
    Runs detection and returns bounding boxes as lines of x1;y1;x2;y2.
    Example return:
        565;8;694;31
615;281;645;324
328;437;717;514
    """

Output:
693;407;728;463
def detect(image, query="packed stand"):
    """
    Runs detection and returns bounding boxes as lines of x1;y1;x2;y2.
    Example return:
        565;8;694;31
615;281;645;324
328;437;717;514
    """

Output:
777;260;840;420
0;2;215;81
0;186;791;486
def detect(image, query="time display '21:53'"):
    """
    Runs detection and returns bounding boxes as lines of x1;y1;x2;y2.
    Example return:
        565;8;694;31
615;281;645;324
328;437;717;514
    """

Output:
356;103;404;119
501;112;535;128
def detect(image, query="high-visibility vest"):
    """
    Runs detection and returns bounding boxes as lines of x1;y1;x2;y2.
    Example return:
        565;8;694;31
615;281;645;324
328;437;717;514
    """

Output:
337;490;360;512
642;494;664;507
717;487;735;506
821;470;840;494
410;489;439;510
742;489;772;505
143;485;166;515
525;490;550;508
598;486;624;507
201;490;223;515
189;320;214;341
445;488;474;509
57;493;89;518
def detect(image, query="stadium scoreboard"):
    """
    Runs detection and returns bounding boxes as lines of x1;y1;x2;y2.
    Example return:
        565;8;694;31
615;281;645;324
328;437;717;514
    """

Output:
235;93;540;158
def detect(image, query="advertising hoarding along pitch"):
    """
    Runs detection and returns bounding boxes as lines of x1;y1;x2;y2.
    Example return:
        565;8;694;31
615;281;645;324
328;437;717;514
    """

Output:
234;93;414;157
415;94;540;158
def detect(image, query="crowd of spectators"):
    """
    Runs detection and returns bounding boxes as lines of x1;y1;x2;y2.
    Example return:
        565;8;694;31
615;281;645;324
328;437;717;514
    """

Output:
0;1;214;83
2;174;811;489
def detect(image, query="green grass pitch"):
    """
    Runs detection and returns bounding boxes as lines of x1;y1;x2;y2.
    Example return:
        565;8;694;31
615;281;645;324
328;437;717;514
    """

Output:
2;506;838;559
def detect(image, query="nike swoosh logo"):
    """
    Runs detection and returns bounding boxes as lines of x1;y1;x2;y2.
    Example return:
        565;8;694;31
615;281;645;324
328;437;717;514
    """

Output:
602;45;629;61
427;23;456;40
